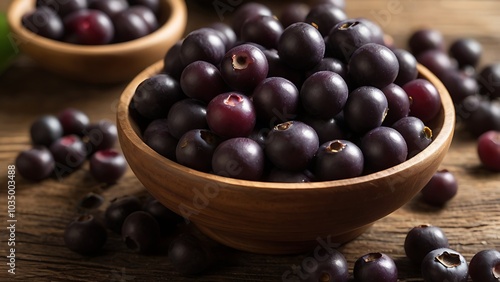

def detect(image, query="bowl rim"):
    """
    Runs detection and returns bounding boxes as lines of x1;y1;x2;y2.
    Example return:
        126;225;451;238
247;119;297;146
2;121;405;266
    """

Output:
7;0;187;54
117;61;456;190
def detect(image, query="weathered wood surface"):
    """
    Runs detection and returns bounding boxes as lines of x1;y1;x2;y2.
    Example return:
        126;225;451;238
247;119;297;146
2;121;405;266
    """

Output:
1;0;499;281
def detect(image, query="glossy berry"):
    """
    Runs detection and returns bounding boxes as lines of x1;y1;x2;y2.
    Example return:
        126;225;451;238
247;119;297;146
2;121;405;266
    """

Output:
403;79;442;123
133;74;185;120
392;116;432;159
50;135;87;169
441;70;478;104
220;44;269;92
300;71;348;120
230;2;272;38
360;126;407;173
468;249;500;282
163;41;184;80
300;248;348;282
89;149;127;184
392;48;418;86
408;29;445;56
88;0;129;17
278;22;325;70
21;7;64;40
104;195;142;234
252;77;299;125
128;5;158;33
112;8;150;42
348;43;399;89
176;129;220;172
420;169;458;206
207;93;256;138
314;140;364;181
57;108;89;136
304;3;347;37
477;130;500;171
279;3;309;28
459;95;500;137
478;64;500;100
180;28;226;66
301;115;347;145
381;84;410;126
404;224;449;265
421;248;468;282
167;99;208;139
416;50;456;80
343;86;388;134
208;22;237;50
212;138;265;181
142;119;177;160
63;9;114;45
265;121;319;172
83;119;118;154
168;234;212;275
240;15;283;49
449;38;482;68
30;115;64;146
326;19;374;63
64;214;107;255
122;211;160;253
306;57;347;80
37;0;87;18
180;60;227;103
15;146;55;181
353;252;398;282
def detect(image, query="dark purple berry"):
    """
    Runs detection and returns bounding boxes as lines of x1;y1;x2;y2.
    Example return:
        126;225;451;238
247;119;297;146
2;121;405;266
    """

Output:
180;60;227;103
416;50;456;80
353;252;398;282
381;83;411;126
404;224;449;265
30;115;64;146
122;211;160;253
50;135;87;169
421;248;468;282
403;79;442;123
477;64;500;100
89;149;127;184
104;195;142;234
420;169;458;206
348;43;399;88
304;3;347;37
278;22;325;70
252;77;299;125
477;130;500;172
392;48;418;86
220;44;269;92
392;116;432;159
469;249;500;282
15;146;55;181
343;86;388;134
180;28;226;66
265;121;319;172
133;74;185;120
167;99;208;139
326;19;373;63
142;119;177;160
143;198;182;234
83;119;118;155
212;138;265;181
300;71;348;120
63;9;114;45
230;2;272;38
408;29;445;56
360;126;407;173
176;129;220;172
64;214;107;255
21;7;64;40
206;93;255;138
88;0;128;17
57;108;89;136
279;3;310;28
449;38;482;68
241;15;283;49
314;140;364;181
300;248;348;282
168;234;212;275
37;0;87;18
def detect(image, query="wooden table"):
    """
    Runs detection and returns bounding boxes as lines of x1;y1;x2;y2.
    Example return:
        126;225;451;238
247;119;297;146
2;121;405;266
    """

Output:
1;1;499;281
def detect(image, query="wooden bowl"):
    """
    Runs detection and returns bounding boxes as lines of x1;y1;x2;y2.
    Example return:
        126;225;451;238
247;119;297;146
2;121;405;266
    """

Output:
117;61;455;254
7;0;187;84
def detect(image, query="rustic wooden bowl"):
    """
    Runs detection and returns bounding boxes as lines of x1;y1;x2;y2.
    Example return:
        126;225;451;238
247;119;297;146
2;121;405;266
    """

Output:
117;61;455;255
7;0;187;84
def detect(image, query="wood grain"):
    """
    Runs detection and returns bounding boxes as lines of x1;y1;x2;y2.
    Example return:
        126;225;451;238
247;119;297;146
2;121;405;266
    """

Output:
1;0;500;281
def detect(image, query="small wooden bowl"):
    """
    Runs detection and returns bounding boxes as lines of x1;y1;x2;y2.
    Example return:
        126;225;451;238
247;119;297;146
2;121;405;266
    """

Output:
117;62;455;254
7;0;187;84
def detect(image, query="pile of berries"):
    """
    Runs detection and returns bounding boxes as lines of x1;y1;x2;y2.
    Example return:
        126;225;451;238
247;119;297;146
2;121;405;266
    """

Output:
22;0;161;45
131;1;440;183
15;108;127;184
